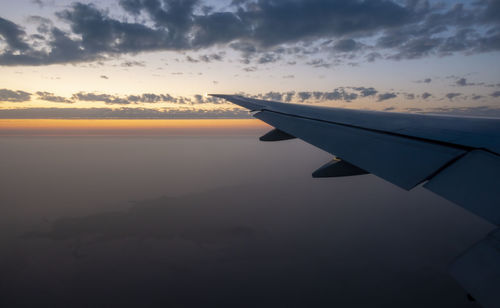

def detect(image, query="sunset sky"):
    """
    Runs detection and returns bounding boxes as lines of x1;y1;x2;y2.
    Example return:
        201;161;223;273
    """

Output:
1;2;499;306
0;0;499;119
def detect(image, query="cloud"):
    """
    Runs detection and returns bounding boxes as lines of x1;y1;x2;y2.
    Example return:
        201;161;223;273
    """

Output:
121;60;146;67
389;37;442;60
0;17;30;51
198;52;225;62
290;88;360;102
491;91;500;97
240;88;399;103
0;89;31;102
455;77;476;86
72;92;131;105
36;91;73;103
405;93;415;100
421;92;432;99
445;92;461;100
366;52;382;62
416;78;432;84
333;39;359;52
297;92;312;101
456;78;467;86
306;58;331;68
261;92;283;101
1;1;499;66
67;91;227;105
257;53;280;64
243;66;257;72
377;92;397;101
353;87;378;97
284;91;295;102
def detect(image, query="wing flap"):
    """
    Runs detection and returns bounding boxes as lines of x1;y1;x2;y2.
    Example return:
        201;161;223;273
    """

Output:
424;150;500;225
255;110;465;190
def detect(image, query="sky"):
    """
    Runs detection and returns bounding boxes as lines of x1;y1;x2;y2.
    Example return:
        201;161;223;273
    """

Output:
1;2;498;306
0;0;499;118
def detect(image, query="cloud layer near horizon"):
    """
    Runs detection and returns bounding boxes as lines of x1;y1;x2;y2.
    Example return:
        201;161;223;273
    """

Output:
0;87;468;105
0;0;499;66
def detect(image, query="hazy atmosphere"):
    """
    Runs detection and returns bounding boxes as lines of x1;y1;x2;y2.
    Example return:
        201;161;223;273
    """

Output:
0;132;494;307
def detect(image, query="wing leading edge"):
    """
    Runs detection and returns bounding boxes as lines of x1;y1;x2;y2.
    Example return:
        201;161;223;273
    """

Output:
212;94;500;307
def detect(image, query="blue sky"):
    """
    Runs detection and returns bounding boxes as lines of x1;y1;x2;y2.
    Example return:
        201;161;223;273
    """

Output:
0;0;499;117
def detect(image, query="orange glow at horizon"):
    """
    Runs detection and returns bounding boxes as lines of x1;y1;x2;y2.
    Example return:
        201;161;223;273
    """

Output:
0;119;270;136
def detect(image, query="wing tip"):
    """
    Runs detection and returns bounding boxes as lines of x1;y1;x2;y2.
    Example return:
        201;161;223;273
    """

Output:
209;94;264;111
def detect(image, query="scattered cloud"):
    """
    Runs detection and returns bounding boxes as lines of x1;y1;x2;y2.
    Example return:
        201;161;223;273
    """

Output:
405;93;415;100
257;53;280;64
353;87;378;97
261;92;283;101
445;92;462;100
67;92;228;105
72;92;131;105
121;60;146;67
306;59;331;68
455;77;478;87
243;66;257;72
422;92;432;99
416;78;432;84
297;91;312;102
0;89;31;102
377;92;397;101
491;91;500;98
186;52;225;63
36;91;72;103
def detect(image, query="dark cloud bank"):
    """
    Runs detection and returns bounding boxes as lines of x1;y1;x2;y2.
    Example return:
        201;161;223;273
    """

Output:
0;0;499;65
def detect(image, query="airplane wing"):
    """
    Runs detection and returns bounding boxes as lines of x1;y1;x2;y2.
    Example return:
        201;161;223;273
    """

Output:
211;94;500;307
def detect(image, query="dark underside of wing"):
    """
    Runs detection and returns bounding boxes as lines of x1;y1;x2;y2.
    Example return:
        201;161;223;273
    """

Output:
212;94;500;308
